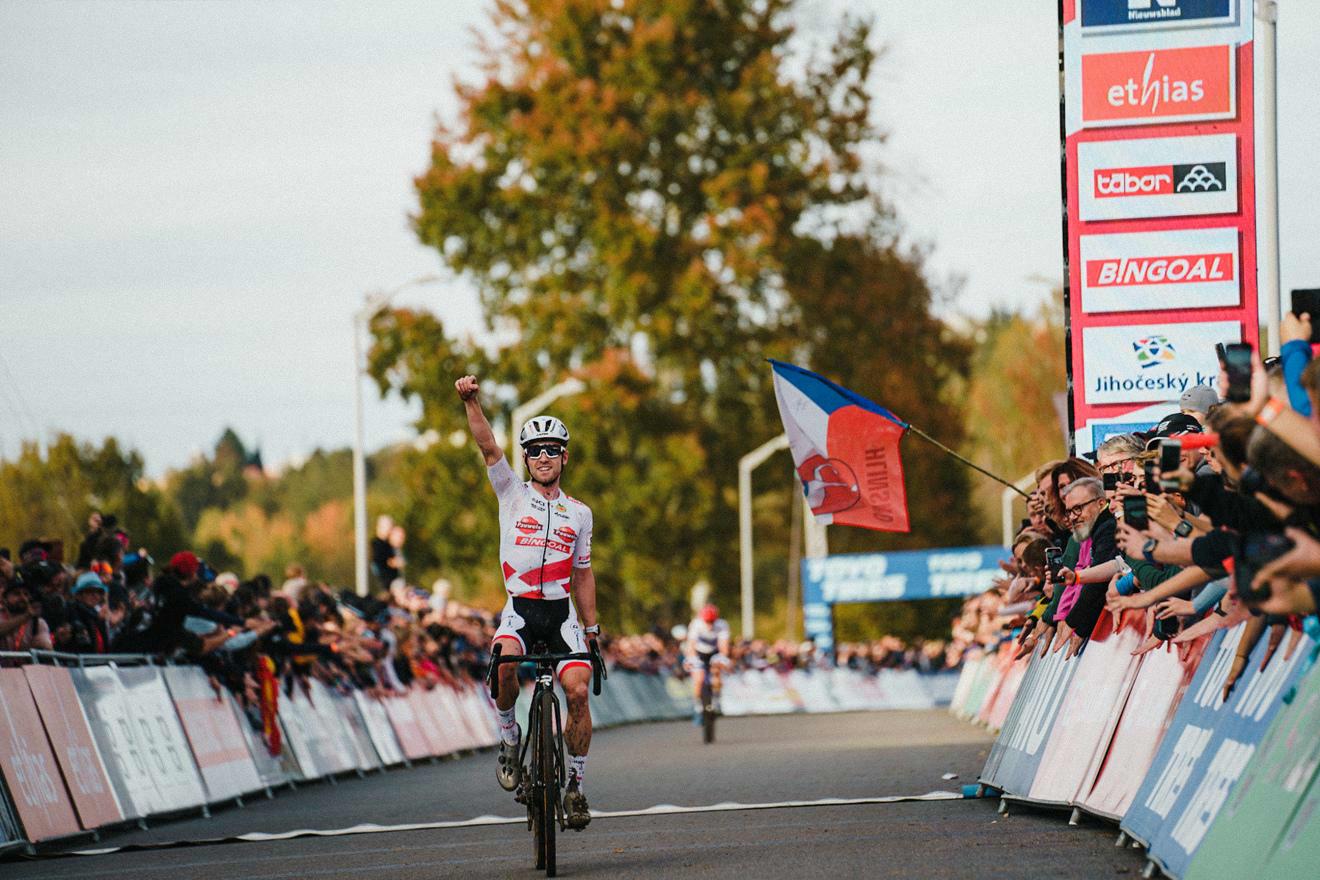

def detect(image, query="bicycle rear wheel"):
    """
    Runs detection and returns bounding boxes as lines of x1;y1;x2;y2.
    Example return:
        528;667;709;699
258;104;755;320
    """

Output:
538;689;558;876
701;675;716;744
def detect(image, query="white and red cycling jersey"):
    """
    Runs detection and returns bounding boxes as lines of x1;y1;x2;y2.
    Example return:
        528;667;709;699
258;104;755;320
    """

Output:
488;458;593;600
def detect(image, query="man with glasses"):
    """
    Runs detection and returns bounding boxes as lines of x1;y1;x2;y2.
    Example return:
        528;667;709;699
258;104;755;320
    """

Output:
456;374;600;830
1040;477;1119;655
1096;434;1143;480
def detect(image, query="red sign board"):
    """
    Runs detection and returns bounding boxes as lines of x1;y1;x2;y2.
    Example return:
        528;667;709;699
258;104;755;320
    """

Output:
0;669;80;841
1081;44;1235;126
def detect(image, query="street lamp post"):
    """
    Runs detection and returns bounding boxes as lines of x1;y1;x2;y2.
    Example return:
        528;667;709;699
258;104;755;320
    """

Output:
352;274;439;597
738;433;790;640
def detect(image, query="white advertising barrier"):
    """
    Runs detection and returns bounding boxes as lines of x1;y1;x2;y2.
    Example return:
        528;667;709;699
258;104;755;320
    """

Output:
327;686;381;772
113;665;209;814
352;691;405;766
161;666;263;803
72;665;207;818
949;654;987;719
381;692;432;761
407;687;458;756
1025;615;1146;805
234;703;292;789
281;681;356;778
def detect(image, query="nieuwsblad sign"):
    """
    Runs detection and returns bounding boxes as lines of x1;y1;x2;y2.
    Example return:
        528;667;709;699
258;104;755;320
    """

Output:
1062;1;1256;453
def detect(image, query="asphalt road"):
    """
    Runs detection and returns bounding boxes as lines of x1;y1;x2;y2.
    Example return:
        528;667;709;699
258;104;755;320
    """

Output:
7;709;1144;879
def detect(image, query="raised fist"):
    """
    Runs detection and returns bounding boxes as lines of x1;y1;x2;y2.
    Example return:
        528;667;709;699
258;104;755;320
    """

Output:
455;375;480;402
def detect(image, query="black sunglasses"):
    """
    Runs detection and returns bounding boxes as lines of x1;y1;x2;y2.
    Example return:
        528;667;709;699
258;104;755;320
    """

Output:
524;443;564;460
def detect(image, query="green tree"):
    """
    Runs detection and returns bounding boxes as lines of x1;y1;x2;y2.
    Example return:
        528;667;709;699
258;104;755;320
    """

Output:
371;0;977;631
960;301;1068;543
0;434;187;561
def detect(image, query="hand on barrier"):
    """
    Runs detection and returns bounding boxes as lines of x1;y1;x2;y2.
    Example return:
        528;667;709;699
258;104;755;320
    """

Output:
1154;598;1194;620
1174;600;1249;644
1259;622;1287;672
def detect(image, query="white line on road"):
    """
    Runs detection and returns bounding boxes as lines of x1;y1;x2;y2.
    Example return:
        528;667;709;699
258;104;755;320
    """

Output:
61;790;961;857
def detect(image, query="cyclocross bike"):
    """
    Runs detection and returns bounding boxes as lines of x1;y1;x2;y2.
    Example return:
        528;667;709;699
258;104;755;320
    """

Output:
488;640;606;878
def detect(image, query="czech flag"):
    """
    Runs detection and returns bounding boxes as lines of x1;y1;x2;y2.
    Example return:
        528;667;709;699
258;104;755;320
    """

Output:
770;360;911;533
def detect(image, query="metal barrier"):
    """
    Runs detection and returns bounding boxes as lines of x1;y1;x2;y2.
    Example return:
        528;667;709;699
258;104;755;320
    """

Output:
1;651;958;852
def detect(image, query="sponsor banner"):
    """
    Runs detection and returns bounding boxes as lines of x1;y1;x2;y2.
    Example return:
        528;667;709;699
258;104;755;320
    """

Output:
1146;625;1313;877
162;666;263;803
352;691;405;766
21;666;121;830
407;687;458;757
1122;624;1311;870
1080;636;1207;819
981;648;1028;733
1184;649;1320;879
980;645;1078;796
1081;319;1237;406
1080;0;1237;32
288;682;357;777
802;546;1011;606
329;689;382;772
1079;227;1239;312
1027;613;1145;804
71;666;154;818
381;692;432;761
1077;134;1237;221
1080;43;1235;127
0;668;81;842
113;666;208;814
233;702;291;788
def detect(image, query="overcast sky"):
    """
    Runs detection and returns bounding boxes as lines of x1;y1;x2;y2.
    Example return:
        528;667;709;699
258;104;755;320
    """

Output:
2;1;1316;476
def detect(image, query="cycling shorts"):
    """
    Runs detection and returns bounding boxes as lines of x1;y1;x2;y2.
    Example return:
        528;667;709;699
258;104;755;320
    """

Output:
684;651;730;673
494;596;590;680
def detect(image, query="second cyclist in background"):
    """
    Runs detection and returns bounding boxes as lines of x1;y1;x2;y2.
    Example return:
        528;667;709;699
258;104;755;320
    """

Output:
684;603;731;722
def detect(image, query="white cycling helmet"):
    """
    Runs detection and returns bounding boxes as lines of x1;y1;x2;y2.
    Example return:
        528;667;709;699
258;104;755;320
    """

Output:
518;415;570;448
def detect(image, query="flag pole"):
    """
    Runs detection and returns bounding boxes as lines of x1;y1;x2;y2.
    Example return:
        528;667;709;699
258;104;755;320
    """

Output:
903;424;1031;499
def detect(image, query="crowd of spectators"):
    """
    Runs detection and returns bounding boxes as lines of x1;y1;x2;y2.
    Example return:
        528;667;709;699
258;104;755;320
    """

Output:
953;316;1320;701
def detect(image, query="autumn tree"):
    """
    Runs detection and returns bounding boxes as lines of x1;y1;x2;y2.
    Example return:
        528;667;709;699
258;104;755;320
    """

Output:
371;0;978;630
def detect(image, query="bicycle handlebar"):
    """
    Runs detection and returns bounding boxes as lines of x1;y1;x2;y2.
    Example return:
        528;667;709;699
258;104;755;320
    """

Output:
487;640;607;701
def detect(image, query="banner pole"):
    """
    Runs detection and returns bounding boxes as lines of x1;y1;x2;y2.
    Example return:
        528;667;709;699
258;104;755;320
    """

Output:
1257;0;1281;356
904;424;1031;499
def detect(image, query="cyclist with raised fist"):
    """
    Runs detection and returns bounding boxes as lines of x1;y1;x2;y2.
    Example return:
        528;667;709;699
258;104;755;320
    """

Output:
455;374;599;831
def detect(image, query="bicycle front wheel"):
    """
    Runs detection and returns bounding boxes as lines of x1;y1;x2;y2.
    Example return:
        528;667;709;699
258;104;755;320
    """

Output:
538;689;558;876
701;676;716;744
530;695;545;871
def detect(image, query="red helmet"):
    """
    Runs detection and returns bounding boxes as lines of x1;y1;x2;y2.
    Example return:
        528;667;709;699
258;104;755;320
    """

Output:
700;603;719;623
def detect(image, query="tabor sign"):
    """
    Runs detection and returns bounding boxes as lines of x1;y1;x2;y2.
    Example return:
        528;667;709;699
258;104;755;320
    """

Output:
1079;226;1240;312
1077;134;1238;221
1081;320;1237;404
1080;0;1237;31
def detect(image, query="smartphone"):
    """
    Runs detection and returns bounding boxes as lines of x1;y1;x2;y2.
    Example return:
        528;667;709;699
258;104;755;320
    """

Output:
1144;460;1161;495
1235;532;1295;604
1123;495;1149;531
1153;616;1180;641
1224;342;1253;403
1215;341;1228;366
1159;440;1182;490
1045;547;1063;581
1103;472;1119;492
1291;289;1320;343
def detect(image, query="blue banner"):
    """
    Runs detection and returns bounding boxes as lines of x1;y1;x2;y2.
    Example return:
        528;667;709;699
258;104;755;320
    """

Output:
1079;0;1236;30
1120;622;1312;871
802;546;1010;605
